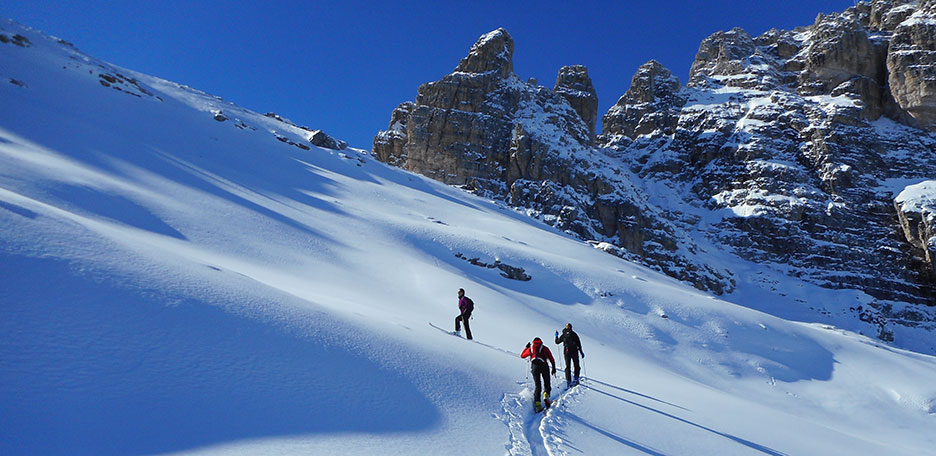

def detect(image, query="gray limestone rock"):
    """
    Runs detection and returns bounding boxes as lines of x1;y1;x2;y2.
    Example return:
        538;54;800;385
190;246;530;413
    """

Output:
869;0;917;31
554;65;598;141
601;60;684;140
887;2;936;129
798;7;889;101
454;28;513;78
308;130;346;150
895;183;936;282
600;0;936;314
688;27;782;91
373;101;414;166
373;28;729;295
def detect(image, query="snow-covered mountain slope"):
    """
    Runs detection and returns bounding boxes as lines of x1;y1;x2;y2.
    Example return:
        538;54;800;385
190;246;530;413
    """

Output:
2;19;935;456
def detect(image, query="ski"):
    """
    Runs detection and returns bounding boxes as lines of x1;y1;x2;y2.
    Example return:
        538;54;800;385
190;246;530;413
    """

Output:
428;321;460;336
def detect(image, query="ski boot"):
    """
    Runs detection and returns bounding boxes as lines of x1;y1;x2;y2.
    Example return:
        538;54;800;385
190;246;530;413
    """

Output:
543;391;551;409
572;375;580;386
533;400;543;413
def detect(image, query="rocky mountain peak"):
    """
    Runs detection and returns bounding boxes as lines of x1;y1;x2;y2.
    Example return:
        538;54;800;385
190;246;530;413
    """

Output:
454;27;514;78
601;0;936;316
553;65;599;141
602;60;684;140
374;28;733;296
688;27;760;87
374;28;594;190
623;60;680;104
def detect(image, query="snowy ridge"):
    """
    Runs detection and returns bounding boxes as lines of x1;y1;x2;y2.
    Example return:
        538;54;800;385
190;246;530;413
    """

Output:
2;17;936;456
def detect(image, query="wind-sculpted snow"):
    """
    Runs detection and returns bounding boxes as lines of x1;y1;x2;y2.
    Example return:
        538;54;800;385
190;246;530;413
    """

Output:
3;16;936;456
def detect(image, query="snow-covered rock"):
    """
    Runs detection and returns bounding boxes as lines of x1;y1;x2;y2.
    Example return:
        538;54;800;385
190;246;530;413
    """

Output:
896;180;936;279
373;28;732;295
553;64;599;141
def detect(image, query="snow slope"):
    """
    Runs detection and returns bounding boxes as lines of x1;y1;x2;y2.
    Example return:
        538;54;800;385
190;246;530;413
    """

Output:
1;19;935;455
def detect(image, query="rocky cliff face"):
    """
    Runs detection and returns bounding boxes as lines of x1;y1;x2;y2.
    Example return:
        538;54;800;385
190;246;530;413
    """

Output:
600;0;936;329
553;65;598;142
373;28;731;294
602;60;685;139
374;0;936;342
887;0;936;128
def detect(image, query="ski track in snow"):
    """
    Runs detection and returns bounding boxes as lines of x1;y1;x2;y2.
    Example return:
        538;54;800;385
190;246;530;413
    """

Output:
429;324;575;456
498;373;583;456
499;389;533;456
540;381;585;456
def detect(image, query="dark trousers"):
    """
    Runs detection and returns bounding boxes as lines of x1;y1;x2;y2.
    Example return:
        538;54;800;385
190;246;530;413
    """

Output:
455;311;472;339
564;352;580;383
531;360;551;403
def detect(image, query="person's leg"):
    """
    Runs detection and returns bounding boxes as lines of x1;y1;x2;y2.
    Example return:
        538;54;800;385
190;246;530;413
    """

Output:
564;353;573;384
463;312;472;339
455;314;462;332
572;354;581;381
532;365;543;407
543;367;551;402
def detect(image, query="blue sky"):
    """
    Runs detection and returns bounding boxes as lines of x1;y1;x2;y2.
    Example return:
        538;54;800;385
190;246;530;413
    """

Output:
3;0;855;149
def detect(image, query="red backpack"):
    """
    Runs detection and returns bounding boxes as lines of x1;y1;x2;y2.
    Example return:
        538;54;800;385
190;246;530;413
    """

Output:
531;339;546;363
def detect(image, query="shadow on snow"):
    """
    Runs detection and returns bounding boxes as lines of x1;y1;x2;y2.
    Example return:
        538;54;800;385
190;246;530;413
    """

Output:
0;254;442;455
581;382;786;456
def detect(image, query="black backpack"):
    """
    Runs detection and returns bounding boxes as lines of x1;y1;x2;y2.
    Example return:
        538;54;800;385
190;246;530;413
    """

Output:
562;329;581;353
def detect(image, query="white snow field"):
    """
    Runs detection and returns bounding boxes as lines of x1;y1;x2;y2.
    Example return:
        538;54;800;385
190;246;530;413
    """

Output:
1;19;935;455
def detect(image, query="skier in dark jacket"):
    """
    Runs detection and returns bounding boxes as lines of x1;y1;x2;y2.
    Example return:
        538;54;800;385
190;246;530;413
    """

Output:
555;323;584;387
455;288;473;340
521;337;556;412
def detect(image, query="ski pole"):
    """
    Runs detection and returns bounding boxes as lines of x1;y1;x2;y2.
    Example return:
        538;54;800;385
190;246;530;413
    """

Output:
557;339;566;373
581;356;586;385
525;355;530;386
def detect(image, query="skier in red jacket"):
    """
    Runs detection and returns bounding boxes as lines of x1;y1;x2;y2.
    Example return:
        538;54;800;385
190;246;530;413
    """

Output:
521;337;556;412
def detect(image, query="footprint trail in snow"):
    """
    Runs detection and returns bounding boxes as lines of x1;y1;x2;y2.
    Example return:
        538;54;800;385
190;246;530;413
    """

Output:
498;378;585;456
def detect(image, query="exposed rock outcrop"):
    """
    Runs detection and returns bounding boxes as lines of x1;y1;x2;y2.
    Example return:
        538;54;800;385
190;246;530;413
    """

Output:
397;28;516;186
689;28;768;89
0;33;31;47
601;60;685;140
372;102;414;166
600;0;936;314
797;7;889;99
373;28;732;294
895;181;936;281
553;65;598;141
887;2;936;129
308;129;347;150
